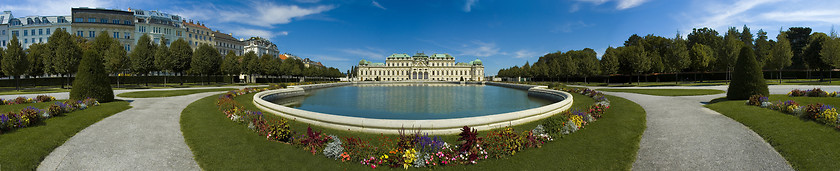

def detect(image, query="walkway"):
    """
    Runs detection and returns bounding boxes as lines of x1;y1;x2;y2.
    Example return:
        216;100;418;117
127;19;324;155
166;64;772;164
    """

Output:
35;86;254;171
583;84;819;170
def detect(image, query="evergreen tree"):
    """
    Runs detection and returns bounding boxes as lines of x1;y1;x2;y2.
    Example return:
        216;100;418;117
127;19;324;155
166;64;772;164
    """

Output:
727;46;768;100
221;51;241;83
130;34;156;86
3;35;29;91
740;25;754;49
786;27;812;70
754;29;772;68
70;49;114;102
768;31;793;84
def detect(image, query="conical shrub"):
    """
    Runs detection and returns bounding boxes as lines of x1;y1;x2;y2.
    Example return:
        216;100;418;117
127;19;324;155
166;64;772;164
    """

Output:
70;49;114;102
727;46;769;100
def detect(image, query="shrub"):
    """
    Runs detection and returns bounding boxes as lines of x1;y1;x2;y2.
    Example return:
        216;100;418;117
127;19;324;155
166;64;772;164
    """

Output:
748;95;769;106
727;46;769;100
323;135;343;160
806;88;828;97
19;106;42;126
258;118;293;142
483;127;522;158
14;97;28;104
70;49;114;102
542;114;569;136
35;95;55;102
297;126;331;155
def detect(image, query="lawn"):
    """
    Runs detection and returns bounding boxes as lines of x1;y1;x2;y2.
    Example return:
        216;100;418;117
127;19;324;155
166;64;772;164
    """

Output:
597;88;725;96
705;95;840;170
181;89;646;170
0;101;132;170
116;88;238;98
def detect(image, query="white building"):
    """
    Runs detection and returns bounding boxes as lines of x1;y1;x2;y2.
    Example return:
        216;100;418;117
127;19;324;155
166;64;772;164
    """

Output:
130;8;185;46
356;53;484;81
244;37;279;57
0;11;12;48
8;14;71;49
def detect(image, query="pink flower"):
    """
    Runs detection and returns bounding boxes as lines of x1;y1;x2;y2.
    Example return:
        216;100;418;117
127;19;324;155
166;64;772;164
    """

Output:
371;164;377;169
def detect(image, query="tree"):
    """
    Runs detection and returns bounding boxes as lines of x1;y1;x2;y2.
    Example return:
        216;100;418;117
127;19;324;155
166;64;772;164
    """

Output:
786;27;812;70
259;54;273;80
47;28;82;88
26;43;47;86
130;34;156;86
189;44;221;84
521;61;531;79
574;48;600;83
241;51;259;83
3;35;29;91
90;31;114;56
600;46;619;84
768;31;793;84
221;51;241;83
666;33;690;83
169;38;192;85
617;45;650;84
690;44;715;82
154;38;174;86
687;27;722;49
754;29;772;68
104;41;129;88
727;46;768;100
720;30;744;82
804;32;831;80
70;49;114;102
740;25;754;49
822;29;840;83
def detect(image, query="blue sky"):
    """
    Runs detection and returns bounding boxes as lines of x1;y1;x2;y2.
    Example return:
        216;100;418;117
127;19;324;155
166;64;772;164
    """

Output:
3;0;840;75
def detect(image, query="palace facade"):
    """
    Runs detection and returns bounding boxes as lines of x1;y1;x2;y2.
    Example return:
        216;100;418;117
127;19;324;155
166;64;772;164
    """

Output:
356;53;484;81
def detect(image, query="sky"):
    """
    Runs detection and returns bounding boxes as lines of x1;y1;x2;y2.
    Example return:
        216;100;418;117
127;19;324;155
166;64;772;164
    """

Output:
3;0;840;75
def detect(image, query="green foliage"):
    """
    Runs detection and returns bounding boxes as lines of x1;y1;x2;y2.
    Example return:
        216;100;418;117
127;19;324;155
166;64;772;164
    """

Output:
90;31;114;56
154;38;174;73
617;45;650;75
804;32;831;71
3;35;29;80
103;41;128;74
727;46;769;100
665;34;690;73
786;27;812;69
600;47;619;75
169;38;193;75
189;44;222;76
821;33;840;68
70;49;114;102
26;43;47;77
130;34;156;76
221;51;241;77
46;28;81;77
719;28;744;71
768;32;793;70
573;48;600;80
241;51;260;76
690;44;714;72
754;29;772;67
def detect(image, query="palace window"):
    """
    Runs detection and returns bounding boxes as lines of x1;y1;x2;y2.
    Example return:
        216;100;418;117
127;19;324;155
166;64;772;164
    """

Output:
113;19;119;24
75;18;83;22
113;32;119;39
125;32;130;39
46;28;50;35
39;29;43;35
23;30;28;36
76;31;83;36
88;18;95;22
89;31;95;38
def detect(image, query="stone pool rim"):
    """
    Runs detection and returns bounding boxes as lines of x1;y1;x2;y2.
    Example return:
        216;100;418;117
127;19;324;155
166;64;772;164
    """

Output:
253;81;573;134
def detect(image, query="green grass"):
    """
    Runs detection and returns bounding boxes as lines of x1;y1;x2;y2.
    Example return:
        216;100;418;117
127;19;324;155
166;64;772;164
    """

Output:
0;101;131;170
597;88;725;96
181;90;646;170
705;96;840;170
116;88;238;98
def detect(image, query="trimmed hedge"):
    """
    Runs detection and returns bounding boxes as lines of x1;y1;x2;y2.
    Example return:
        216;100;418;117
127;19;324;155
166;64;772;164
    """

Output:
70;49;114;102
727;46;768;100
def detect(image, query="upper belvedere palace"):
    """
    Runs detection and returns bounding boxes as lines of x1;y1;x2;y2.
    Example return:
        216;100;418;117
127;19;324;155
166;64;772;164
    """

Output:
356;53;484;81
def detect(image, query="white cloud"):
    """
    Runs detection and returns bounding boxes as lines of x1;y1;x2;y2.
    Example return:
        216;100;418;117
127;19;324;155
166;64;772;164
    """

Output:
0;0;119;16
177;2;335;28
227;28;288;41
372;0;387;10
572;0;648;10
514;49;538;59
464;0;478;12
458;41;501;57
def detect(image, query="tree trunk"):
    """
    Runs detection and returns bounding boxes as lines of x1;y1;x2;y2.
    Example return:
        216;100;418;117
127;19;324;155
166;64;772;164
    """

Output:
15;75;20;91
779;70;783;84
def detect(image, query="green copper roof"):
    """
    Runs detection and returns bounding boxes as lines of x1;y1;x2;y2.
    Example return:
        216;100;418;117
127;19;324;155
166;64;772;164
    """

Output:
431;53;452;58
389;53;410;58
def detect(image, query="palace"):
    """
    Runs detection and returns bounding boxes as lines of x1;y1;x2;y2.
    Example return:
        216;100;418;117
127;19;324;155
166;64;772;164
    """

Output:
356;53;484;81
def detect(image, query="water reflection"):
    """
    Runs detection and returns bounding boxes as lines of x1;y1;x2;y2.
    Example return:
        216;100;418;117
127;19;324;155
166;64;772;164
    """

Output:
270;84;554;120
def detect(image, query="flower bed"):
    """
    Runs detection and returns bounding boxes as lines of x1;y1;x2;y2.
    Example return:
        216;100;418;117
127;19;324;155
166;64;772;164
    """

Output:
747;95;840;130
216;83;612;169
0;95;56;105
0;97;99;134
787;88;838;97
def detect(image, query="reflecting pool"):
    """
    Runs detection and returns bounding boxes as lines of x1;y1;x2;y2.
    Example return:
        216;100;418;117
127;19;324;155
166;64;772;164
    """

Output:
269;84;555;119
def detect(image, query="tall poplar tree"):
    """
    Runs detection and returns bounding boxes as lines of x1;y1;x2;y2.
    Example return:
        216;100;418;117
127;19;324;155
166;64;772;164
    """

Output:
154;38;173;86
3;35;28;90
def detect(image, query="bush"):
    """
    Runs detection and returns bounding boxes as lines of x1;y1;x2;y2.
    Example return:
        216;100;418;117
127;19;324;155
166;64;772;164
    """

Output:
70;49;114;102
727;46;769;100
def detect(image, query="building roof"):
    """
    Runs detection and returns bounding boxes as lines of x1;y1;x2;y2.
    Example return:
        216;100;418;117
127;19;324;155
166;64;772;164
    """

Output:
431;53;453;58
182;20;209;30
0;11;12;25
279;54;290;60
388;53;410;58
10;15;71;26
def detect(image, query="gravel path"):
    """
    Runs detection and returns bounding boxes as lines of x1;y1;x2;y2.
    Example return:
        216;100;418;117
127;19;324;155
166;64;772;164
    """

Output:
35;86;256;171
577;84;832;170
